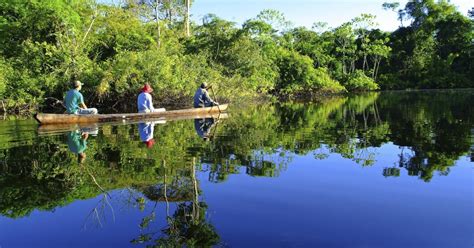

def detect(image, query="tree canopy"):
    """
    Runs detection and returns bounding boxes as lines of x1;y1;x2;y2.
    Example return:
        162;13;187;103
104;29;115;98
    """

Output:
0;0;472;113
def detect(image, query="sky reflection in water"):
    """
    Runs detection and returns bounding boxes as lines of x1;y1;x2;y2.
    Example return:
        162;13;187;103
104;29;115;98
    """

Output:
0;90;472;247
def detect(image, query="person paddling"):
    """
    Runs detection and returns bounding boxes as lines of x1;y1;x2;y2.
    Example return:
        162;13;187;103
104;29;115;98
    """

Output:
193;82;219;108
64;80;98;115
137;83;165;113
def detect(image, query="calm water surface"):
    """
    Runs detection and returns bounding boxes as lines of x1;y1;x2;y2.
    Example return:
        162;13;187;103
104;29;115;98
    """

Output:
0;91;473;247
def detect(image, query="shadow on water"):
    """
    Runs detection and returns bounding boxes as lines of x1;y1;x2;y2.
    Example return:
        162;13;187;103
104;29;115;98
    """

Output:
0;90;472;246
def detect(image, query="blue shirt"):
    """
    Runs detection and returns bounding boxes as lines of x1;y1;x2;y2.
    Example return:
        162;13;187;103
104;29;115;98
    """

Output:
64;89;84;114
193;88;215;108
137;92;155;112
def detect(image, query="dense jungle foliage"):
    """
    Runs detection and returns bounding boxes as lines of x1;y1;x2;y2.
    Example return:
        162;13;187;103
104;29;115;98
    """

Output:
0;0;472;112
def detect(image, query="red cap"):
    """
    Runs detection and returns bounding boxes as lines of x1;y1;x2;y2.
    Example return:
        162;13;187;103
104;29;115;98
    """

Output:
142;83;153;93
145;139;155;148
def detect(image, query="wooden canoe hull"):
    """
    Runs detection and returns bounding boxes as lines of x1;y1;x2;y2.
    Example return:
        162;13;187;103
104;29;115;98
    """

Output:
37;113;229;136
35;104;228;124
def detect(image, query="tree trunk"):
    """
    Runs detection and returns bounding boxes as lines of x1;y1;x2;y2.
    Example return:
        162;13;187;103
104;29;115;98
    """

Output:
168;7;172;22
342;59;346;75
363;54;367;71
374;59;381;81
342;46;346;75
155;0;161;47
163;159;170;216
185;0;190;37
191;157;199;222
372;56;379;79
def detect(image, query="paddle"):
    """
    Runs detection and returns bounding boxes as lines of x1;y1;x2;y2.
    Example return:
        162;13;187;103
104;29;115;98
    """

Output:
209;85;221;114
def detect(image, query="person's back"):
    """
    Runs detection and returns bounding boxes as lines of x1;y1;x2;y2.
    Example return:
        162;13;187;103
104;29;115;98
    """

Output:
64;80;98;115
137;91;153;113
193;88;206;108
194;82;218;108
137;83;166;113
65;89;83;114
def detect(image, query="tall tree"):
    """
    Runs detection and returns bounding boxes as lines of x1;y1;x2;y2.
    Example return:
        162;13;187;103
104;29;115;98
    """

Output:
382;2;406;27
185;0;191;37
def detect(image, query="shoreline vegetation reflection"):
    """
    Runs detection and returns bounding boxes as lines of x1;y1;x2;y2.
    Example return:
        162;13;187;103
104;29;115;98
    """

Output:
0;90;472;246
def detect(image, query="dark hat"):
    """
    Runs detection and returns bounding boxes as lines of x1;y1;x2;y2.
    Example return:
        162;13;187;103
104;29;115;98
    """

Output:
200;82;208;89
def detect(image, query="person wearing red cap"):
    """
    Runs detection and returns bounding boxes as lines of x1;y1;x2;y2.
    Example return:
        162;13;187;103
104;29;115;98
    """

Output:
137;83;164;113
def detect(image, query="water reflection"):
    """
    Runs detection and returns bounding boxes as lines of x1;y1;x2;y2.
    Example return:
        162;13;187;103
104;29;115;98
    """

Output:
194;118;219;141
66;125;99;163
132;158;220;247
0;90;472;246
138;122;156;149
67;130;89;163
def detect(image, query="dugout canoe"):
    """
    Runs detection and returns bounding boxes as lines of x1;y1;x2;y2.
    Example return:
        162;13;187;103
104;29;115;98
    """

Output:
34;104;228;125
37;112;229;136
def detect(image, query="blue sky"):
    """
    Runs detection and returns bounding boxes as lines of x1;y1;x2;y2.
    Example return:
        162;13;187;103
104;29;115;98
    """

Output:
100;0;472;31
190;0;472;31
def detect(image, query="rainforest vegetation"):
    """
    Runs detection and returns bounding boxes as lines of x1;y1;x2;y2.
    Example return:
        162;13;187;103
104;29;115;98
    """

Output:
0;0;472;112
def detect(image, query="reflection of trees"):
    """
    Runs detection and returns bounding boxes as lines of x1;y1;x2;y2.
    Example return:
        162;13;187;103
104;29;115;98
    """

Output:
0;140;80;218
383;167;400;177
82;193;115;229
155;201;219;247
0;90;472;219
0;131;161;219
378;91;474;181
132;158;220;247
270;93;385;167
471;129;474;162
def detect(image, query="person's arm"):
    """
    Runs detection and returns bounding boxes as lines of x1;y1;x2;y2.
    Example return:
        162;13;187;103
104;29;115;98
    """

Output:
79;93;87;109
146;93;155;112
203;90;217;104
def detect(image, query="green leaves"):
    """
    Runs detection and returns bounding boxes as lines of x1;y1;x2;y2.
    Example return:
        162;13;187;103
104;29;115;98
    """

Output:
380;0;473;89
0;1;471;112
345;70;379;91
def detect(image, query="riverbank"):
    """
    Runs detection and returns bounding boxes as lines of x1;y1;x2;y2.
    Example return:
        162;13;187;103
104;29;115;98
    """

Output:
0;91;257;115
0;88;337;115
4;88;473;115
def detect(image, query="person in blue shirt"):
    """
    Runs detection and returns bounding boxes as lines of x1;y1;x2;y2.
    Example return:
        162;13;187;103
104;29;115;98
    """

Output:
193;82;219;108
137;83;165;113
64;80;98;115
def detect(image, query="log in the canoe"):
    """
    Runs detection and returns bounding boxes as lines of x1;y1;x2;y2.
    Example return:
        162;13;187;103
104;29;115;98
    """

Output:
34;104;228;125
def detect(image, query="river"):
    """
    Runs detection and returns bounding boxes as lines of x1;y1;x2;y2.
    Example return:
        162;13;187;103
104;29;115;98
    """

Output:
0;90;472;247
